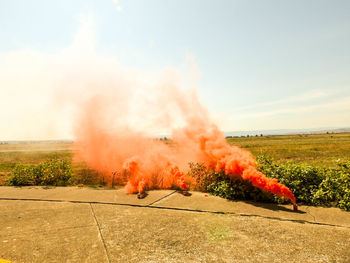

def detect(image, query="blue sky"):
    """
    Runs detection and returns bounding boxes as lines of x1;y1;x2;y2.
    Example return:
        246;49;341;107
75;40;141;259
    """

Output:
0;0;349;139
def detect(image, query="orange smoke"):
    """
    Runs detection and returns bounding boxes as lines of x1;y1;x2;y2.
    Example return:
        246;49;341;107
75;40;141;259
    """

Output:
73;72;296;205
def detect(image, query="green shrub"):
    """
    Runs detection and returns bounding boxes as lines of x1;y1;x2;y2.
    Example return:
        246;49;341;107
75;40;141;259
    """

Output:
257;156;350;210
256;155;324;205
7;164;36;186
337;161;350;210
313;160;350;210
188;156;350;211
6;158;72;186
188;162;274;203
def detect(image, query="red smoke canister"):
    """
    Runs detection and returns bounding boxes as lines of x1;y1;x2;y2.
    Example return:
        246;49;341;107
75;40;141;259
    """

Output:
180;190;191;196
137;192;146;199
293;204;298;211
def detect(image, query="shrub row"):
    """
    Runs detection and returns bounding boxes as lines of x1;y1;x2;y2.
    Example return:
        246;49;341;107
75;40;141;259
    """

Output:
188;155;350;211
257;155;350;210
6;158;72;186
6;155;350;211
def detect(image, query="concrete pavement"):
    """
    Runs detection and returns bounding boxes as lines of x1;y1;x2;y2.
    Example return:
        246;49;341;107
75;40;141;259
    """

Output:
1;186;350;262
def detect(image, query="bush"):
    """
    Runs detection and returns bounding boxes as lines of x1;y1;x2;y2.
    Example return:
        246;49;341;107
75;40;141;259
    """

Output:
256;155;324;205
336;161;350;210
7;164;36;186
188;162;274;203
6;158;72;186
257;156;350;210
69;167;106;186
312;160;350;210
188;156;350;211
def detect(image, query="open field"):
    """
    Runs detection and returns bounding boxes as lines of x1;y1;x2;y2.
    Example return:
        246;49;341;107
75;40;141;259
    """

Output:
227;133;350;167
0;142;71;185
1;133;349;185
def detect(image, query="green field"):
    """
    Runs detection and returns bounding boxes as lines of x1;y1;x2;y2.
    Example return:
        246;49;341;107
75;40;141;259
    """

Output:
0;142;72;185
1;133;349;185
227;133;350;167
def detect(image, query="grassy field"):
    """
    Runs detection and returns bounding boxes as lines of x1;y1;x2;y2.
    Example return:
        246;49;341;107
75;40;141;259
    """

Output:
227;133;350;167
0;142;71;185
1;133;349;185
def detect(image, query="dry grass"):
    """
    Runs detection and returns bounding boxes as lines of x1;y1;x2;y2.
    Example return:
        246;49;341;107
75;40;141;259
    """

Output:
0;142;72;185
1;133;349;185
227;133;350;167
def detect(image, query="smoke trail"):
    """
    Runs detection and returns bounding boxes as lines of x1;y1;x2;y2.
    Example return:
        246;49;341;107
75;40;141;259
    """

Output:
73;66;296;205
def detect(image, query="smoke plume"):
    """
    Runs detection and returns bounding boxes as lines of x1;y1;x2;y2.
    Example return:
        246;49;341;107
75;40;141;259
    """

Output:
73;64;296;205
1;16;295;204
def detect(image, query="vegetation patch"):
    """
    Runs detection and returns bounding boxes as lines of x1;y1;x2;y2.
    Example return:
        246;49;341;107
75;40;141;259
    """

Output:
3;137;350;211
188;155;350;211
69;166;106;186
6;158;72;186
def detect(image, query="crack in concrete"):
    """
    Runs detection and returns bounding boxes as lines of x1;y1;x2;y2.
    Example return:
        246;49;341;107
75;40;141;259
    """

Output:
305;206;316;222
90;203;111;263
147;190;177;206
1;198;349;229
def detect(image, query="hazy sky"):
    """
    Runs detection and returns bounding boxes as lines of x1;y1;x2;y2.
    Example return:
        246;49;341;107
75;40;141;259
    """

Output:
1;0;350;140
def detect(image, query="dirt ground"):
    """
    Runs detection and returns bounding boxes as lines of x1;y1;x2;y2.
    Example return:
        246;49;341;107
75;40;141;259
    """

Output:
0;187;349;263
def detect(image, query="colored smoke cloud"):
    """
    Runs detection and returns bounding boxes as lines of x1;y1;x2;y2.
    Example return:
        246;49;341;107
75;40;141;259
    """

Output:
72;53;295;204
0;16;295;204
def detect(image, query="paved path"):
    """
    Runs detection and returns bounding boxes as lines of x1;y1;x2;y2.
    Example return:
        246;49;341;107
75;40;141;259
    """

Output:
1;186;350;262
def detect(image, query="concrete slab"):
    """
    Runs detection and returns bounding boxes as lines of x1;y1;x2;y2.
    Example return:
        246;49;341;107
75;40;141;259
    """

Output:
92;203;350;263
151;191;350;228
0;201;108;263
1;187;350;228
0;186;74;200
0;187;349;263
0;186;173;206
304;206;350;227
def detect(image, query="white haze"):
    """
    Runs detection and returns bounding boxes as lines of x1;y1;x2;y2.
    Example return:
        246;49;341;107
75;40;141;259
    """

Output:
0;16;202;141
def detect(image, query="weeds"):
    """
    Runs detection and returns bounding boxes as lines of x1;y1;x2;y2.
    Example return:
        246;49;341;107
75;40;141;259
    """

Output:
188;155;350;211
